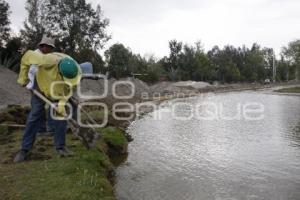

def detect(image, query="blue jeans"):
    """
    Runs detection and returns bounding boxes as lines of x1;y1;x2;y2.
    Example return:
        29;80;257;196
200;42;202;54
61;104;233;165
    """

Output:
30;78;55;133
38;108;55;133
21;93;67;151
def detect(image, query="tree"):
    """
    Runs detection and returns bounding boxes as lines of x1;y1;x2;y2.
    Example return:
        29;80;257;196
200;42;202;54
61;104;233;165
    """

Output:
21;0;49;49
282;40;300;81
0;37;23;72
180;43;207;81
168;40;183;70
276;56;294;81
166;40;183;81
0;0;11;47
193;51;215;81
52;0;110;54
21;0;110;55
223;61;241;82
262;47;274;81
248;43;267;81
128;54;148;75
207;45;243;82
73;48;105;73
105;43;132;79
138;55;164;83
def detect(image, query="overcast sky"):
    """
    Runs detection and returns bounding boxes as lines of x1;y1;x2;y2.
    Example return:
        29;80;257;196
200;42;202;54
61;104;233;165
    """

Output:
7;0;300;58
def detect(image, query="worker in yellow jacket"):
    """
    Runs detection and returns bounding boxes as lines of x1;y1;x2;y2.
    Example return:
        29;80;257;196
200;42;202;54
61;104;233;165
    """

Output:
14;50;82;163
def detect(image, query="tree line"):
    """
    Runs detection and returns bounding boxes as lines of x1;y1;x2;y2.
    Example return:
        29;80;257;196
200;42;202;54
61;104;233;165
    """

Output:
0;0;299;83
105;40;300;83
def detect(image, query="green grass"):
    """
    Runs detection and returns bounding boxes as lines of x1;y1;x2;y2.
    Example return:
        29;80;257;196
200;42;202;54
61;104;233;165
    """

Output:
0;125;12;145
0;105;30;125
100;127;128;147
98;127;129;166
275;87;300;93
0;131;117;200
0;106;129;200
0;125;8;135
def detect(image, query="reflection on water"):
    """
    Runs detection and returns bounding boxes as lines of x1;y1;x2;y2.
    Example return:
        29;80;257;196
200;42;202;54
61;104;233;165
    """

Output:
289;121;300;148
116;91;300;200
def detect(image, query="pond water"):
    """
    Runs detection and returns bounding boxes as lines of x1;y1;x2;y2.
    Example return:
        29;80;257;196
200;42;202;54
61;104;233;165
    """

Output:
116;91;300;200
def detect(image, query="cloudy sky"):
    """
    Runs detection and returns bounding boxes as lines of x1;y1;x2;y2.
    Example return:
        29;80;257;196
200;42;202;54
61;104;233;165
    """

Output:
7;0;300;58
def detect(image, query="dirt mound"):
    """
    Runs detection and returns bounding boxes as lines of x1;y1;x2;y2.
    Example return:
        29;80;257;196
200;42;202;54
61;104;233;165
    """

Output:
77;77;150;100
149;81;211;94
172;81;210;89
78;78;211;101
149;81;172;94
0;68;31;108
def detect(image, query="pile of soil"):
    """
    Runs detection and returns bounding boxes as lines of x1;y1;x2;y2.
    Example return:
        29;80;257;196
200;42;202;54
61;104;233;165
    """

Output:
79;77;150;99
149;81;211;95
172;81;211;89
0;68;30;108
79;78;212;100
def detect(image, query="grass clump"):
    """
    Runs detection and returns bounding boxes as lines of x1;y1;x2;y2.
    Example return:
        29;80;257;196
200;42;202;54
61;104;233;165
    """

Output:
98;126;128;155
0;125;12;144
275;87;300;93
0;105;30;124
0;125;9;135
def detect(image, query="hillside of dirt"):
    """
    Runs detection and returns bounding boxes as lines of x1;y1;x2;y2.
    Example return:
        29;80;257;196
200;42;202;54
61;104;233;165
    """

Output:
0;68;30;108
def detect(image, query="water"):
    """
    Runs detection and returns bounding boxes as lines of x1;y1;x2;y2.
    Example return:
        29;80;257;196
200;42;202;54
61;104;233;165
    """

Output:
116;91;300;200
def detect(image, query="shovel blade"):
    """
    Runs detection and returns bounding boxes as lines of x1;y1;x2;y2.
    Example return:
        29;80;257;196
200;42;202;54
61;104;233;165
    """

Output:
77;127;99;149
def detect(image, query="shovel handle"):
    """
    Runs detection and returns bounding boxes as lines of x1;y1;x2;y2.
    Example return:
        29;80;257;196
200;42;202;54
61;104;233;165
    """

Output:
32;89;67;118
32;90;56;108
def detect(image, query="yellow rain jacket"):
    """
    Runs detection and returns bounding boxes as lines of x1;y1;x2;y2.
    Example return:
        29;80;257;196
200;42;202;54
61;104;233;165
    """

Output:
18;50;82;113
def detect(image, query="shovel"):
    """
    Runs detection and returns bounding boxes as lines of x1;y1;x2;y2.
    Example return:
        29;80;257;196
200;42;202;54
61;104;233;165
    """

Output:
32;89;100;149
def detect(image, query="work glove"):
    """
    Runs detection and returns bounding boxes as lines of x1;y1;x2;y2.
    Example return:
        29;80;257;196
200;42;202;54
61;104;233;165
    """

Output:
56;100;67;117
56;105;66;117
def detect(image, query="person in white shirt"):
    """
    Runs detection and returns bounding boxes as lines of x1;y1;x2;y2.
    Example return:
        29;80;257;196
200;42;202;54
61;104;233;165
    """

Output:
27;36;55;135
26;36;94;136
26;36;55;89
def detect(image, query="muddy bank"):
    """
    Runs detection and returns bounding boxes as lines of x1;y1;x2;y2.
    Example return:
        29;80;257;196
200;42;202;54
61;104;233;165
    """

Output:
274;86;300;94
